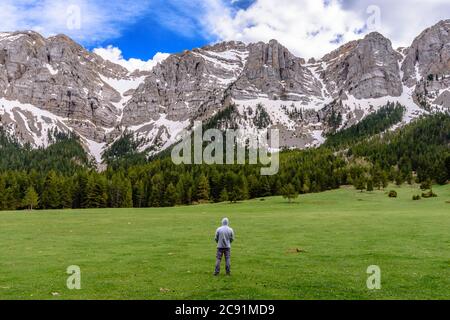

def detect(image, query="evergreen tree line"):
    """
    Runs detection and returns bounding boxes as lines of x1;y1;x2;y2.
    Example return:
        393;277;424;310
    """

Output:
0;129;91;173
0;110;448;211
324;102;405;149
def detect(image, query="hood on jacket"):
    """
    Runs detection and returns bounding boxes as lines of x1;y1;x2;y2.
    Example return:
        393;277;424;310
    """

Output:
222;218;229;226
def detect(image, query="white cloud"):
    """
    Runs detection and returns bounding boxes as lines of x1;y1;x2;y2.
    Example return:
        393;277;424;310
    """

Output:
0;0;152;45
201;0;364;59
340;0;450;48
1;0;449;62
199;0;450;59
93;46;170;72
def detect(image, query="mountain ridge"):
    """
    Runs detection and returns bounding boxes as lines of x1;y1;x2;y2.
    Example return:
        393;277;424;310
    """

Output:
1;20;449;163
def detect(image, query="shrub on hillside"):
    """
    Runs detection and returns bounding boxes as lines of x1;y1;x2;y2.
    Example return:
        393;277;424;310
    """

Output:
412;195;421;201
367;180;374;192
421;191;438;198
420;180;432;190
388;190;398;198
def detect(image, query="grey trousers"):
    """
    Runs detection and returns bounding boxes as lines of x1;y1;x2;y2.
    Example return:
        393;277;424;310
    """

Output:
214;248;231;274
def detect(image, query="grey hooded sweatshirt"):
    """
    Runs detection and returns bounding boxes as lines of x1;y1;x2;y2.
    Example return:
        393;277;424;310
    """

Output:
215;218;235;249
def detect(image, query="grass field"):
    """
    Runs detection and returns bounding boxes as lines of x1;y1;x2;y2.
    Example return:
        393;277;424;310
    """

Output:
0;184;449;300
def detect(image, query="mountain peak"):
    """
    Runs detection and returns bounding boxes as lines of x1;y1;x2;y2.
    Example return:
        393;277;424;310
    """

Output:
0;22;446;162
401;18;450;87
435;19;450;27
363;31;392;43
0;30;45;43
268;39;280;45
201;40;247;52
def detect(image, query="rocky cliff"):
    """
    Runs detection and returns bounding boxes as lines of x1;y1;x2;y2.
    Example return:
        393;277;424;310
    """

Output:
0;21;449;162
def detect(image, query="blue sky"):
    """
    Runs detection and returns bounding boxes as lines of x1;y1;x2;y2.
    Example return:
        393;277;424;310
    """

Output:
95;0;256;60
1;0;450;69
91;16;208;61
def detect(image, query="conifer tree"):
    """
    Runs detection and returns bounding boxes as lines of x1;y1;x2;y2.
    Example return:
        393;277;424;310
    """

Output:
247;174;259;198
259;176;272;197
209;169;222;202
86;175;108;208
73;172;89;208
133;180;146;208
149;174;164;207
0;176;6;210
60;177;73;209
175;180;185;205
281;183;298;203
354;176;366;193
164;183;177;207
122;178;133;208
302;176;311;194
41;170;61;209
23;186;39;210
219;188;229;202
367;179;374;192
197;175;210;202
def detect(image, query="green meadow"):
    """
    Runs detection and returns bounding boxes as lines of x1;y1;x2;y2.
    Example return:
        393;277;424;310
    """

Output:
0;184;449;300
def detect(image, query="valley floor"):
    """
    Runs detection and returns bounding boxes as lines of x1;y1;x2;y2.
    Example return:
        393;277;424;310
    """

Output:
0;184;449;300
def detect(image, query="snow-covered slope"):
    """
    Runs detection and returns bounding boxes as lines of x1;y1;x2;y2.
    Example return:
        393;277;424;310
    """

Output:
1;22;449;163
0;97;70;147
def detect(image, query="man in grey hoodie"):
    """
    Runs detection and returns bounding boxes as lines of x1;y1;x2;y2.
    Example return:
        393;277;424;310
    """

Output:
214;218;234;276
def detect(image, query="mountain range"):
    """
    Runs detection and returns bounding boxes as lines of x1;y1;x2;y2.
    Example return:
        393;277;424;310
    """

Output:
1;20;449;163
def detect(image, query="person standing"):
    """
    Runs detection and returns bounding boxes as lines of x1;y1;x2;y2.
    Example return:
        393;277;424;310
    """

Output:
214;218;234;276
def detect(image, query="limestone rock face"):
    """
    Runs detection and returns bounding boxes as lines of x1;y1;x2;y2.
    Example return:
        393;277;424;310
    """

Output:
121;41;249;126
401;20;450;110
0;31;135;143
1;21;449;162
321;32;403;99
230;40;322;101
402;20;450;85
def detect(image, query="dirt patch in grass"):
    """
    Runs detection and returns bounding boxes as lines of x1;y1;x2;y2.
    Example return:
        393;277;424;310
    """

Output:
286;248;306;254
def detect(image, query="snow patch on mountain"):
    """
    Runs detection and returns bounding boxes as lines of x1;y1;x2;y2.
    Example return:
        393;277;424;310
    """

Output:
45;63;58;75
311;130;326;146
0;98;70;147
343;85;425;124
130;114;191;153
99;74;146;122
0;98;109;162
2;25;449;164
194;47;249;88
234;98;300;129
84;139;106;163
305;63;332;102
